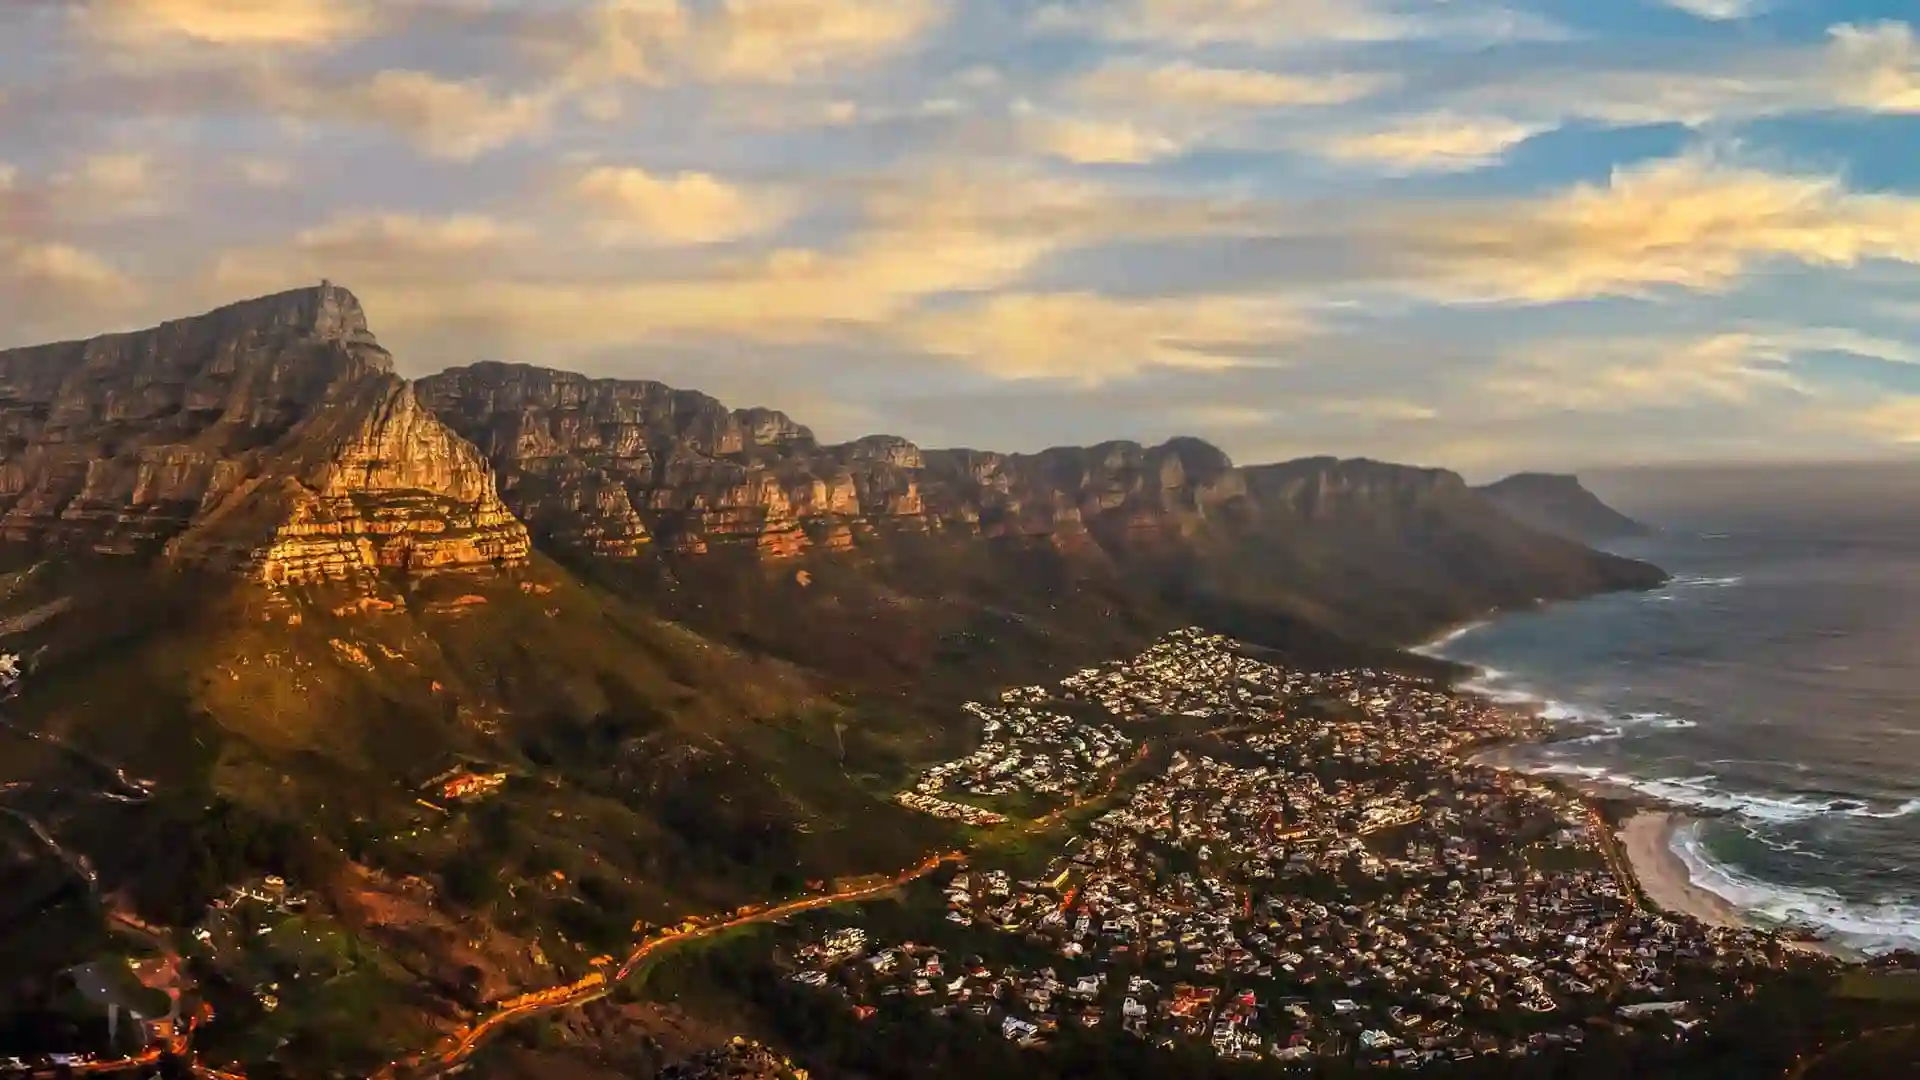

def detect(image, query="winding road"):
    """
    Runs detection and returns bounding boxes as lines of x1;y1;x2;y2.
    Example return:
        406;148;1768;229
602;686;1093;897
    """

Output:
388;850;967;1080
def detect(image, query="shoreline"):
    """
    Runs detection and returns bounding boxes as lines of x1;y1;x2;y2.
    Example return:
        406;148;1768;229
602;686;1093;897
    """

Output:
1617;810;1745;929
1437;650;1866;964
1617;810;1861;961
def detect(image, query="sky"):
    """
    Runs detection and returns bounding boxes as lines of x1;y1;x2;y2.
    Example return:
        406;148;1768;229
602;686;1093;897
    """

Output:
3;1;1920;478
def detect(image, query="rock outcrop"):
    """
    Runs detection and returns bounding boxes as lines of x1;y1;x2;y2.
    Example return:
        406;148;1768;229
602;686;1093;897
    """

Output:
1475;472;1651;544
0;284;529;583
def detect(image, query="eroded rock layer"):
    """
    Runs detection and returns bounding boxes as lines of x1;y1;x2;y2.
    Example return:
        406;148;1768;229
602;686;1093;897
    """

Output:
0;285;529;583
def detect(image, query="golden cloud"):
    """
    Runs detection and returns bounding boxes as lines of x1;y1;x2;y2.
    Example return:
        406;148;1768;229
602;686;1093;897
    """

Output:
560;0;946;88
332;71;555;160
1854;396;1920;443
203;169;1273;382
1038;0;1413;47
1023;116;1183;164
1077;62;1395;108
1456;21;1920;128
1829;22;1920;113
1481;333;1808;412
1387;153;1920;302
901;292;1304;382
0;237;143;345
1308;114;1543;173
573;167;791;245
81;0;373;47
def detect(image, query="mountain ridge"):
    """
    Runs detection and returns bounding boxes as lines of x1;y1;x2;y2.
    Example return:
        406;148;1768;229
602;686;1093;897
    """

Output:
0;285;1667;647
1475;471;1652;544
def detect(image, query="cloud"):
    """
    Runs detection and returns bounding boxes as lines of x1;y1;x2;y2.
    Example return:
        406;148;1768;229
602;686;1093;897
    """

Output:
1829;22;1920;114
1306;114;1544;174
1457;21;1920;129
1482;333;1809;412
1023;116;1183;164
0;237;143;343
213;213;530;292
236;158;294;189
56;152;167;215
324;71;555;159
1658;0;1763;19
1076;62;1394;109
80;0;373;47
1378;152;1920;302
558;0;947;88
572;167;792;245
204;169;1270;373
1035;0;1562;49
702;0;947;82
1854;397;1920;442
901;292;1305;382
1316;399;1439;421
6;241;134;294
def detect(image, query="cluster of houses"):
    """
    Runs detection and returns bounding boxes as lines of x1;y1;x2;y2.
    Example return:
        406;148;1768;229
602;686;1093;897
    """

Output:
783;630;1806;1068
893;791;1007;826
908;701;1133;806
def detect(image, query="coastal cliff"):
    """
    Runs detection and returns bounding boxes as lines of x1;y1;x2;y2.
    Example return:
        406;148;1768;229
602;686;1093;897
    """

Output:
1476;472;1652;544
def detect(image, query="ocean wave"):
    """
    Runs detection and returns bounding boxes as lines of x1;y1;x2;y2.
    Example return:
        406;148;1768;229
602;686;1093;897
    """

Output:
1624;711;1697;730
1412;620;1488;656
1457;668;1690;736
1671;822;1920;955
1528;766;1920;824
1642;574;1745;603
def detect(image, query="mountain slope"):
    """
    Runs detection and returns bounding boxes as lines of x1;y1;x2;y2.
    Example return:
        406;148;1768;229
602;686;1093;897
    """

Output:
1475;472;1652;544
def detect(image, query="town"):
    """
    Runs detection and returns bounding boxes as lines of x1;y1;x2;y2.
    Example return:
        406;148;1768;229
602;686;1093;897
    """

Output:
793;630;1808;1067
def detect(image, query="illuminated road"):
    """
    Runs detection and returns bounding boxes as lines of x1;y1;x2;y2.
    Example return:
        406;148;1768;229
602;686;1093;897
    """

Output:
396;850;966;1080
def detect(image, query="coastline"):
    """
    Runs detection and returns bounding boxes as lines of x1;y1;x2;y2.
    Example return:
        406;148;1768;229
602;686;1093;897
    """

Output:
1428;633;1865;964
1618;811;1745;929
1617;810;1860;961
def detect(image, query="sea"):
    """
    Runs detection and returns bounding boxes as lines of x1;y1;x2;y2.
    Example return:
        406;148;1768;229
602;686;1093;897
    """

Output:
1418;465;1920;957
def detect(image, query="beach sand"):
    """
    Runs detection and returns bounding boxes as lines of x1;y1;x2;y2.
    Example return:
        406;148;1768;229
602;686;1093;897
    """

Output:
1619;811;1748;929
1619;811;1860;959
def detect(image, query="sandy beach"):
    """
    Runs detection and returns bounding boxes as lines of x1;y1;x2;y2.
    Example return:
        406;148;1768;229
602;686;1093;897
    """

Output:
1617;810;1860;959
1618;811;1747;929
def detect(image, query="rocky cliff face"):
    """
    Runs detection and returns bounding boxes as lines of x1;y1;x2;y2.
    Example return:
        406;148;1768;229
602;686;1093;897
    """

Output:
415;362;1665;646
1475;472;1651;543
415;363;1267;561
0;285;529;583
0;287;1660;632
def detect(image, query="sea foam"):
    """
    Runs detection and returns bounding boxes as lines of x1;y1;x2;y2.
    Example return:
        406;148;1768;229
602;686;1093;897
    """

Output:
1671;822;1920;956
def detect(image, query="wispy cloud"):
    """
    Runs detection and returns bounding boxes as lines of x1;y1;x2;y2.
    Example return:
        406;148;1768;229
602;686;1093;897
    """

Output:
77;0;375;47
1304;114;1545;174
1658;0;1765;21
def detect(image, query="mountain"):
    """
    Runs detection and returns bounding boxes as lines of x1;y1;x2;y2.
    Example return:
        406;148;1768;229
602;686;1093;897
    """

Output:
1475;472;1653;544
0;282;528;580
413;361;1663;651
0;286;1666;1071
